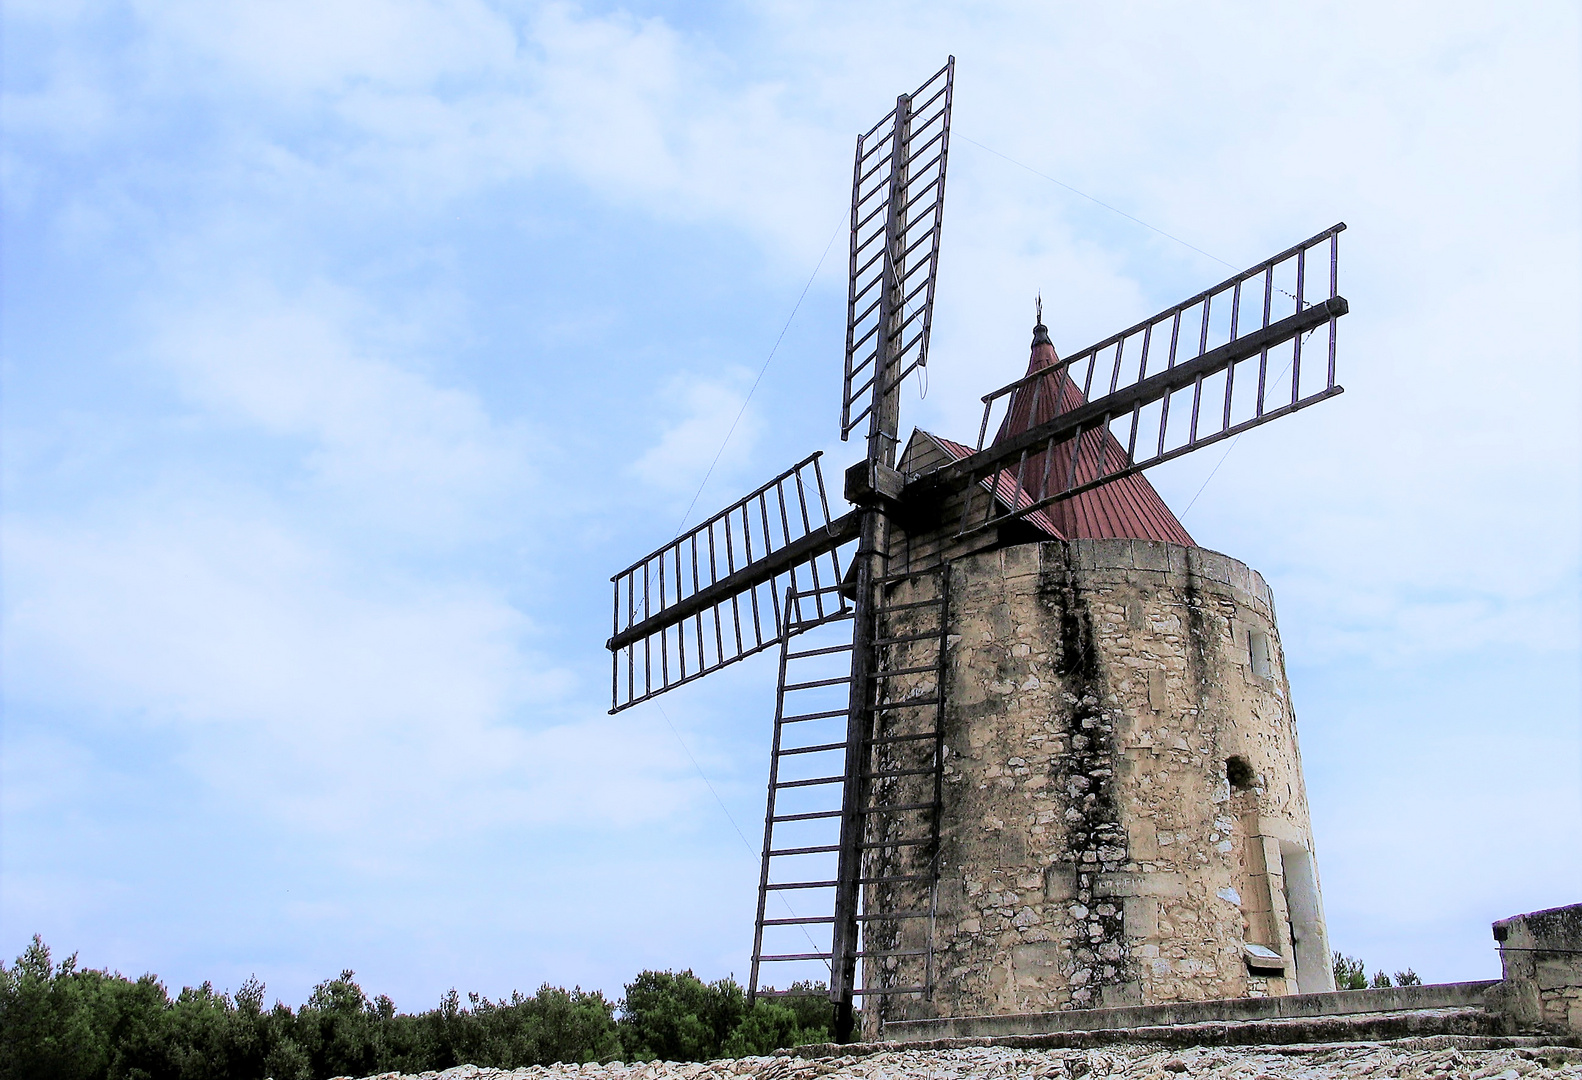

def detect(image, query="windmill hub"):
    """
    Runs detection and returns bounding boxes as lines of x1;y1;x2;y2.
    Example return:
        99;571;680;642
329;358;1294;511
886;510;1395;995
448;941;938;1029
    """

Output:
606;58;1350;1044
844;461;906;508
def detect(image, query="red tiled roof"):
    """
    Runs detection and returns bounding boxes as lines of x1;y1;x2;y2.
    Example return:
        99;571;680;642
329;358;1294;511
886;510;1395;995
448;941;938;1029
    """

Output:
923;431;1065;539
919;328;1193;548
996;331;1193;546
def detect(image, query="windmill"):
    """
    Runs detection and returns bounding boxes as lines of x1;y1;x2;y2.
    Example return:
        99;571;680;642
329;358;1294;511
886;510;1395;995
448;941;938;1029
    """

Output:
605;58;1349;1043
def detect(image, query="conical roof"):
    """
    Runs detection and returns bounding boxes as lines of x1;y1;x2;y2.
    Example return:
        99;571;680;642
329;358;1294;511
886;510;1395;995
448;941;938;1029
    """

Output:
990;321;1194;546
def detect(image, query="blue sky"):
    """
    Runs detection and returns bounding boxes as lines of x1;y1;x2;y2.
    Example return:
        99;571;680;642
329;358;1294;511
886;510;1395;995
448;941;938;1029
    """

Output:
3;0;1579;1011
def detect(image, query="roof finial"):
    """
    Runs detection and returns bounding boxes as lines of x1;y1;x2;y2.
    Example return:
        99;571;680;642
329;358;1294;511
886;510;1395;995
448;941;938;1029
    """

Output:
1031;292;1052;349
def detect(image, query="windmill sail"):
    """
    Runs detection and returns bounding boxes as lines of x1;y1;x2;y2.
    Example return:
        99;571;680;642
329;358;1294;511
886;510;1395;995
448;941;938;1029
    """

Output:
913;223;1348;537
842;58;954;449
607;452;859;713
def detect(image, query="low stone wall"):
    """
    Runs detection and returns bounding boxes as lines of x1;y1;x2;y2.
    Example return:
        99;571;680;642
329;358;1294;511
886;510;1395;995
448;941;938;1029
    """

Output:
1491;904;1582;1034
881;981;1498;1041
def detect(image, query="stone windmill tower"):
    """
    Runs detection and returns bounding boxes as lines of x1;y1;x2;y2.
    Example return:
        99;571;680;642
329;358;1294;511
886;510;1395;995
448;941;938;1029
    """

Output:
605;59;1346;1042
855;311;1335;1038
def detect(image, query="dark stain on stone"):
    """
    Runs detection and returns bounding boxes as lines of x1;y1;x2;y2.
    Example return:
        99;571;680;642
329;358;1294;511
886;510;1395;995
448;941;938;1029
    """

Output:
1181;562;1210;702
1041;542;1132;1008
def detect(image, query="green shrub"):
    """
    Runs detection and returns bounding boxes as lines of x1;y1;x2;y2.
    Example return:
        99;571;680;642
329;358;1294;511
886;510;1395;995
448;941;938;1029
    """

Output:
0;940;828;1079
1332;952;1368;990
1332;952;1423;992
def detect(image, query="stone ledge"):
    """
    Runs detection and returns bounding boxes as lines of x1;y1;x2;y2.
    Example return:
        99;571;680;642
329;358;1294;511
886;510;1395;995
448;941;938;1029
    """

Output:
879;982;1499;1042
1055;541;1276;619
1492;903;1582;1033
789;1005;1555;1058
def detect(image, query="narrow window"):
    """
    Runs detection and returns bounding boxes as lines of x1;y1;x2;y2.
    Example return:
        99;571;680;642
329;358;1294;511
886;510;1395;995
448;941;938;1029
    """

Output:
1249;630;1273;679
1226;755;1255;791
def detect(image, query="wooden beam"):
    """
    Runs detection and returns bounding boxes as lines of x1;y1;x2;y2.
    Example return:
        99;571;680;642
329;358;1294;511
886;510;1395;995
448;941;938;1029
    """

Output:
912;296;1347;495
606;509;862;652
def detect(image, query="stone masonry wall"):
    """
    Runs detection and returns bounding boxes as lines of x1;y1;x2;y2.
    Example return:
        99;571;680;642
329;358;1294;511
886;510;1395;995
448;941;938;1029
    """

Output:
1492;904;1582;1034
860;539;1331;1040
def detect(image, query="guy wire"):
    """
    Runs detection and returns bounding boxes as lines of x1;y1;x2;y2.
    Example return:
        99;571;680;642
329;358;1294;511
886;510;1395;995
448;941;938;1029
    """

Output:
674;216;846;539
655;701;832;972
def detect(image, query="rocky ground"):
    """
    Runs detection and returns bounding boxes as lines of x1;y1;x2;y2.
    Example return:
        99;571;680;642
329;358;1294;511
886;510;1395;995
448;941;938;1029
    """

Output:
339;1039;1582;1080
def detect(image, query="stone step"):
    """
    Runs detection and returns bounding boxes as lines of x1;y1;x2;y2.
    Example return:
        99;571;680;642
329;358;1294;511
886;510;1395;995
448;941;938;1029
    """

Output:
789;1006;1533;1058
880;982;1500;1043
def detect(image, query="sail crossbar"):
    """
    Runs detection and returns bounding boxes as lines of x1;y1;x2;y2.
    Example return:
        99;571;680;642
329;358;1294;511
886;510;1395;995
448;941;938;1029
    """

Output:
608;453;857;713
841;58;954;443
939;224;1348;538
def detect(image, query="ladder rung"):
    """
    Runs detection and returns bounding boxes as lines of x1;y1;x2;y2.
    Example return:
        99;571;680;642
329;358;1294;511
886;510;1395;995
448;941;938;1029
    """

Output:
874;566;946;585
862;801;937;814
863;767;935;780
772;809;843;822
776;740;845;757
787;615;852;631
753;988;830;998
765;880;837;890
859;873;933;884
755;952;832;962
874;568;944;585
859;837;933;850
769;843;841;856
855;910;932;921
788;642;854;659
869;731;940;746
784;675;852;692
851;985;928;996
867;696;940;711
759;916;836;926
873;630;941;647
776;775;844;789
875;597;946;614
782;708;848;723
789;585;849;598
871;663;939;679
855;948;929;959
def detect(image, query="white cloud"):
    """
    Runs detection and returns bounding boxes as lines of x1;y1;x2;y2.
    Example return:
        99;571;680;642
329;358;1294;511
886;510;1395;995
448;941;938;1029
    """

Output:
135;0;518;96
148;280;538;545
630;370;762;502
1;503;699;840
5;0;853;262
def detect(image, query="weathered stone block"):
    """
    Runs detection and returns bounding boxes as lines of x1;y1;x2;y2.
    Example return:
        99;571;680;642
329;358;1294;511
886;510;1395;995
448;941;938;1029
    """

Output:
1077;542;1115;570
1147;670;1168;712
1134;541;1170;572
1095;871;1188;899
1046;861;1079;901
1198;551;1233;585
1013;942;1064;970
1129;819;1160;861
1002;543;1039;580
1100;981;1143;1007
1491;903;1582;1034
1537;960;1575;991
1124;897;1160;937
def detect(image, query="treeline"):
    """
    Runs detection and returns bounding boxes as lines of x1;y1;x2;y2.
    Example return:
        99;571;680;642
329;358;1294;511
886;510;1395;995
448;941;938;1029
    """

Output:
1332;952;1421;990
0;937;834;1080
